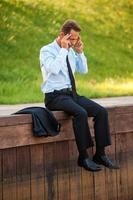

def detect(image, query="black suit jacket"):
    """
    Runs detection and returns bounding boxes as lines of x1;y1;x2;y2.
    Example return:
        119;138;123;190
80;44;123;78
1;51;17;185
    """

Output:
14;107;61;137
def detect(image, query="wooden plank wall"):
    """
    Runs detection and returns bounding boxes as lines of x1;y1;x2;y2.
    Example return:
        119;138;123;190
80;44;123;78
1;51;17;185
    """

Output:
0;105;133;200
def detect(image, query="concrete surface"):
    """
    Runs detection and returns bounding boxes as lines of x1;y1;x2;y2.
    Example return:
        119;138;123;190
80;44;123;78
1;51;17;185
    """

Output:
0;96;133;116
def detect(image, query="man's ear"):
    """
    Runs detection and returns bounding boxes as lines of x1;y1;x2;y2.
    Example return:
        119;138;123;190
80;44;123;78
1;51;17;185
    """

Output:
59;32;65;38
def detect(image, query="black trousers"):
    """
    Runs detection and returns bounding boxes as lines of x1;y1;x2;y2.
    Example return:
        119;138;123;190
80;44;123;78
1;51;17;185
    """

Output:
45;91;111;152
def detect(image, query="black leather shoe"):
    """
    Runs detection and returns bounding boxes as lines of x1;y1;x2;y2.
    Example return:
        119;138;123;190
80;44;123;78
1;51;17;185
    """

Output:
78;157;102;172
93;155;120;169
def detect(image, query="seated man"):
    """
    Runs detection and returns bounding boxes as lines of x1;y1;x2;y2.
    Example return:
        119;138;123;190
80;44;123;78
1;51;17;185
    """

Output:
39;19;119;171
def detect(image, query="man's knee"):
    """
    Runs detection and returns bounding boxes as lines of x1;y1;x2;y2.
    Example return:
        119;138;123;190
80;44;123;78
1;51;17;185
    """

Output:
98;106;108;116
75;108;88;118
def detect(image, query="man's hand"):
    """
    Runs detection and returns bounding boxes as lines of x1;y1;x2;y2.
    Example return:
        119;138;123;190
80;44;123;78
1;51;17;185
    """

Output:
74;37;83;53
60;34;71;49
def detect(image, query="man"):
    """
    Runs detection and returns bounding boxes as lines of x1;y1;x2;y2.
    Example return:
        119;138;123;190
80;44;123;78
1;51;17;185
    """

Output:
40;19;119;171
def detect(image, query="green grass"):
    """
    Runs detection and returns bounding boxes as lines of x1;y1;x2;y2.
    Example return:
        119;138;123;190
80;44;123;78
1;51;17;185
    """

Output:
0;0;133;104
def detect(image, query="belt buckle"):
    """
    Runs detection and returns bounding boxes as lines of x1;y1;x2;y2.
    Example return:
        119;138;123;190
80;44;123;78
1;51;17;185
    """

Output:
60;88;72;93
67;88;72;93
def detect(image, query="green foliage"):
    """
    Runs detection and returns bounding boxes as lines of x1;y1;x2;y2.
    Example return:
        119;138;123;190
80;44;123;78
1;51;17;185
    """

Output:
0;0;133;103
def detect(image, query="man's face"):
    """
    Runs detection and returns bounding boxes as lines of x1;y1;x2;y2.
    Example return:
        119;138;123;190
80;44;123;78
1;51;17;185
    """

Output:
60;29;80;48
68;29;80;47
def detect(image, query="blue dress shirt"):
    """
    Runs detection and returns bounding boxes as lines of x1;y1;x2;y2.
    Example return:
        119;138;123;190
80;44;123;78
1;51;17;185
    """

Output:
39;40;88;93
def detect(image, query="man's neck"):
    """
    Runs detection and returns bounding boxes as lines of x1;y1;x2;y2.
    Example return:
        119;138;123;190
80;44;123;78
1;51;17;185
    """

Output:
56;37;61;47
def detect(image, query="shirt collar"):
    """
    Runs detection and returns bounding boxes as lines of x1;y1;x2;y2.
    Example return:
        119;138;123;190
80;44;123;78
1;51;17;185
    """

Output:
54;39;61;51
54;39;72;52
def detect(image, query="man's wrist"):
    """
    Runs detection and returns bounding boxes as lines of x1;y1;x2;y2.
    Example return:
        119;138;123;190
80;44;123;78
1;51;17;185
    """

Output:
74;48;83;54
76;51;83;55
76;50;83;54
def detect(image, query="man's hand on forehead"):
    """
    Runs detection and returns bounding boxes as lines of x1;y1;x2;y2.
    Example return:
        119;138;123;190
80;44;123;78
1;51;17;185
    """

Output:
74;36;83;53
60;34;72;49
64;34;71;39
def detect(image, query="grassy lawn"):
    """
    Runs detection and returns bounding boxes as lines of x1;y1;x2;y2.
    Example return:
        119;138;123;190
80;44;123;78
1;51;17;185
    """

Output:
0;0;133;104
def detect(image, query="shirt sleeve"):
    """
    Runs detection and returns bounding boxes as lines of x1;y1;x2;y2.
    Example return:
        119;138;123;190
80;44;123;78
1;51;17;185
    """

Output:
75;52;88;74
40;47;68;75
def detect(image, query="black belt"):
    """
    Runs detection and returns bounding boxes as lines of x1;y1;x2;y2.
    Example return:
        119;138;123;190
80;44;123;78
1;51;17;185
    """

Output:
46;88;73;95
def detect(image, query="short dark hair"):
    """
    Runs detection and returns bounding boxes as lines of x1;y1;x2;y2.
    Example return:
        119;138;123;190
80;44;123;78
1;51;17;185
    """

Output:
61;19;81;34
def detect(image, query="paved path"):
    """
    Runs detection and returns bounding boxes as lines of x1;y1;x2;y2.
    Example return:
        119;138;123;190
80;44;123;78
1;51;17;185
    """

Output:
0;96;133;116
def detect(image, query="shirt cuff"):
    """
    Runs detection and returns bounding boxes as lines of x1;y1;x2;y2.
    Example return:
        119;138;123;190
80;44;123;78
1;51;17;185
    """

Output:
76;52;85;57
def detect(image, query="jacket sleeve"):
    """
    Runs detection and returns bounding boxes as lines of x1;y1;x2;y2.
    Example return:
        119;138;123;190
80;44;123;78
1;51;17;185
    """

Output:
40;47;68;75
75;52;88;74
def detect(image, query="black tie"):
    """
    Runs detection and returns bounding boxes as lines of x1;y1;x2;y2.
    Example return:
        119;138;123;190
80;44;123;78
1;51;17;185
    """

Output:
66;55;77;99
